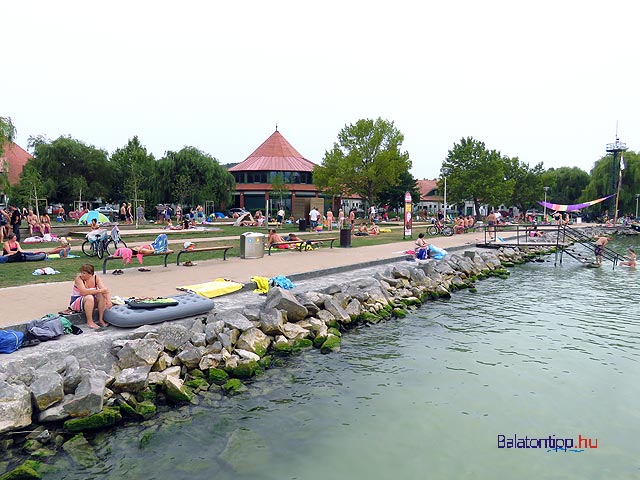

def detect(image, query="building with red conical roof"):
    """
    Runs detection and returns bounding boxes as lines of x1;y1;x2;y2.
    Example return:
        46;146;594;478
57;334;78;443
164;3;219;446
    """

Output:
228;129;321;215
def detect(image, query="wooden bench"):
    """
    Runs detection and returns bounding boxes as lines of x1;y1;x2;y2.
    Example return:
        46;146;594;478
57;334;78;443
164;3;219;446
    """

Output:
267;237;338;256
102;250;174;274
176;246;234;265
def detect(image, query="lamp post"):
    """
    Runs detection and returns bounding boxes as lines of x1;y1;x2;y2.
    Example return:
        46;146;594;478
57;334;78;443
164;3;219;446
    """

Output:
440;167;450;221
635;194;639;220
543;186;550;223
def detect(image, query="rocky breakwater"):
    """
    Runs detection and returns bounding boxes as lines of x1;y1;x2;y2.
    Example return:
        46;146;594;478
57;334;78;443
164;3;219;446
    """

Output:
0;246;552;477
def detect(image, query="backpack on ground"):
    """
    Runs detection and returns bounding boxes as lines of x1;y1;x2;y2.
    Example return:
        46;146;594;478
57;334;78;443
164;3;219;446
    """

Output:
0;330;25;354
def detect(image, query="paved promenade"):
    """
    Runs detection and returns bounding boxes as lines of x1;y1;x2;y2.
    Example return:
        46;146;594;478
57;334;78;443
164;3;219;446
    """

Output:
2;230;487;328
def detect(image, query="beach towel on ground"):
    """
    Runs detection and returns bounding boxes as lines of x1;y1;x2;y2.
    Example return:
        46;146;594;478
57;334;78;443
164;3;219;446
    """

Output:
151;234;168;253
177;279;243;298
32;267;60;275
252;276;270;294
270;275;295;289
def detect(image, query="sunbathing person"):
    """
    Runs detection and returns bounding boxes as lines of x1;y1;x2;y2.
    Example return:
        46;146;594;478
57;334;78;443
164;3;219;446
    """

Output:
49;237;71;257
369;223;380;235
267;229;292;248
69;264;111;330
3;233;25;260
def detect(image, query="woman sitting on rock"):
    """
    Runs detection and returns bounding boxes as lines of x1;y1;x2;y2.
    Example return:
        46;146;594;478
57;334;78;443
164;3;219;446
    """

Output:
69;264;112;330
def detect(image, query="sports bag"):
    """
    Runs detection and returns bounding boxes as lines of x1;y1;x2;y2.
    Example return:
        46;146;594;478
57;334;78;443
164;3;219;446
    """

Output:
0;330;25;354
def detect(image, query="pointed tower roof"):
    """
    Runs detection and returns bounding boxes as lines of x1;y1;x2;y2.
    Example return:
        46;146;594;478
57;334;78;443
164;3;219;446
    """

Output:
229;130;316;172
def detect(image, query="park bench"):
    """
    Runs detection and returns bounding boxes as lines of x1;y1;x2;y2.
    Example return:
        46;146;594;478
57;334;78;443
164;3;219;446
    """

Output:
176;245;234;265
102;250;174;274
267;237;338;256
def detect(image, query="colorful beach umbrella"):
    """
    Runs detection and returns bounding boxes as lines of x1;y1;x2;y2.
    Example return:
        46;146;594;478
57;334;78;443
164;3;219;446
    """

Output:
78;210;110;225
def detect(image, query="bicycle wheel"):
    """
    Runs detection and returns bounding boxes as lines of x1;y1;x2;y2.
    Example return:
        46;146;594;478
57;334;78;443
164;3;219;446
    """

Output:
427;226;438;236
442;226;454;236
81;240;96;257
96;241;105;259
105;239;127;256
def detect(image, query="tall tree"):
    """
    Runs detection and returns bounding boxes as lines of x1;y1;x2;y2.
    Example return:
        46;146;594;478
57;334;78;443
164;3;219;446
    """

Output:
0;116;17;194
581;150;639;217
154;146;234;208
376;170;420;210
442;137;514;218
25;136;111;204
110;136;156;213
503;157;544;212
314;118;411;208
540;166;590;206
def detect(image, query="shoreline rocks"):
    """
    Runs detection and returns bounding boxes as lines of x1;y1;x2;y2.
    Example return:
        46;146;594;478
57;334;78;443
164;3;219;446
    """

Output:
0;245;555;476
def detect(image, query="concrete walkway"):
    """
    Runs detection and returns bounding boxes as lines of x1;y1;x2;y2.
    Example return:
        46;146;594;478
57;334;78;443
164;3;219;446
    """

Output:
2;231;487;328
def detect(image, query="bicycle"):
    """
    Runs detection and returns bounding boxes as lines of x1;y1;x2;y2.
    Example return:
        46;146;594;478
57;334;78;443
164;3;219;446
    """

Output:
82;226;127;259
426;223;454;237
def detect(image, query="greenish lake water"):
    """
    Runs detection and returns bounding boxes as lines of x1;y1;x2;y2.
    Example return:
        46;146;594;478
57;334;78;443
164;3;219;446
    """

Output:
42;239;640;479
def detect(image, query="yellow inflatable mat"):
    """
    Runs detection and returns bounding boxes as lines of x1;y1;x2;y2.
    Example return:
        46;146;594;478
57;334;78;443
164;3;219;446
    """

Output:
177;278;244;298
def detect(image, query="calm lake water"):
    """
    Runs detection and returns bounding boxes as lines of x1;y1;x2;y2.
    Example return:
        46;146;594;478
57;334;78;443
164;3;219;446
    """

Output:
43;239;639;479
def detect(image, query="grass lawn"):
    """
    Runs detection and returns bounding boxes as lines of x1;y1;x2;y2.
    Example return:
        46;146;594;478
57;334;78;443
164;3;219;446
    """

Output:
2;223;423;289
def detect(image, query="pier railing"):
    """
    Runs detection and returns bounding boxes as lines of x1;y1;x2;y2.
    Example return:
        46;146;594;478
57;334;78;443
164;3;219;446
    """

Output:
475;222;622;268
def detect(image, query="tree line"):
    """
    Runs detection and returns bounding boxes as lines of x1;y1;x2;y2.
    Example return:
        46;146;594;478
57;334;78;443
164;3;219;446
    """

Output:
4;133;235;215
3;115;638;219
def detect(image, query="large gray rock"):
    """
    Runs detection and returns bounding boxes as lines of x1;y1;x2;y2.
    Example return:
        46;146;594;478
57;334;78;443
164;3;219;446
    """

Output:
294;293;320;315
116;339;163;369
30;371;64;411
63;370;109;418
221;312;255;332
176;343;205;369
265;288;308;321
344;299;362;318
0;381;32;433
204;320;225;344
113;366;151;392
156;324;191;352
258;308;285;335
39;395;73;422
62;433;99;468
236;328;271;356
58;356;82;394
281;323;310;341
324;298;351;323
316;310;336;323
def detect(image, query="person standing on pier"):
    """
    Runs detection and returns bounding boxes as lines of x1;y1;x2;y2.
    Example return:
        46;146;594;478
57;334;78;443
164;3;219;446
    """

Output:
594;236;609;265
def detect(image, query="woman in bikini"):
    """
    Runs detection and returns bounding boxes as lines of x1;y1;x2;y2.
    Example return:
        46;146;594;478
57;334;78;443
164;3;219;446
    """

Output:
69;264;112;329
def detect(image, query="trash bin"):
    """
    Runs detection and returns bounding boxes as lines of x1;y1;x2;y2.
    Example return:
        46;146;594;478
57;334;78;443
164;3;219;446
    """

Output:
298;218;307;231
240;232;265;259
340;228;351;248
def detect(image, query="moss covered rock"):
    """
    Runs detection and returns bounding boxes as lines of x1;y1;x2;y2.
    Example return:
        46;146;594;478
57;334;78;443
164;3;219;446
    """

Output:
136;387;157;403
273;342;292;355
135;401;157;420
358;312;380;323
226;361;261;379
0;460;41;480
320;336;341;354
257;355;271;369
63;407;122;433
208;368;229;384
223;379;246;395
185;377;210;392
292;338;313;352
392;308;407;318
313;335;328;348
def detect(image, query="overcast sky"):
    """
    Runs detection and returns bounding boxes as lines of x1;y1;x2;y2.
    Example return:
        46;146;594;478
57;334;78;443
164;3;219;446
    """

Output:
4;0;638;181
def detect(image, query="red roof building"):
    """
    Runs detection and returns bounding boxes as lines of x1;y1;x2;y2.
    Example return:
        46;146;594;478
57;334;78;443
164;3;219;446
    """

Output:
228;129;320;213
416;179;443;215
1;142;32;186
